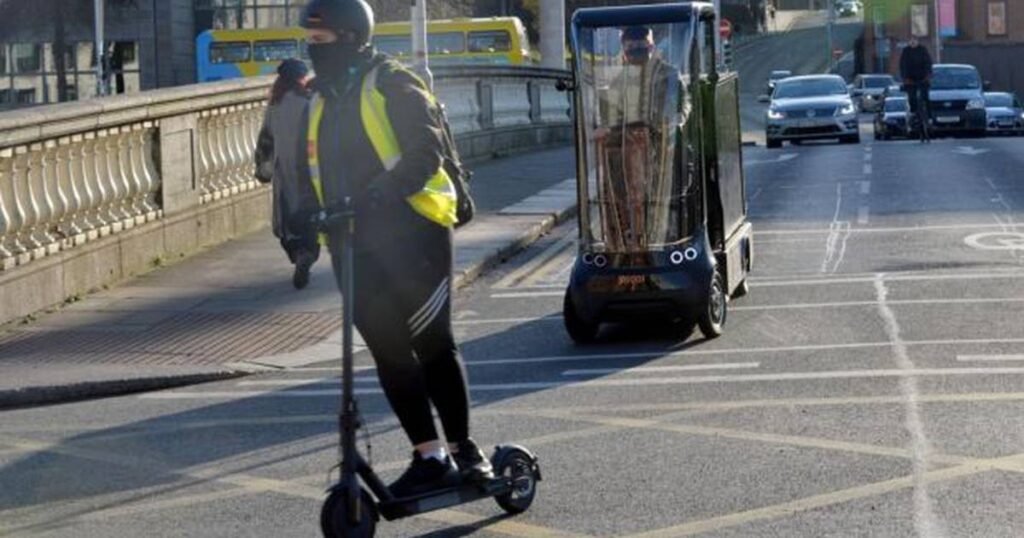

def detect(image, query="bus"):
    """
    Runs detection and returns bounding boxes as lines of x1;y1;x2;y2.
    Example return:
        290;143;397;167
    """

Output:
196;17;531;82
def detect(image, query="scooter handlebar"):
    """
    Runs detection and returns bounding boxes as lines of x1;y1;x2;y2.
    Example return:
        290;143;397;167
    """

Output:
310;198;356;232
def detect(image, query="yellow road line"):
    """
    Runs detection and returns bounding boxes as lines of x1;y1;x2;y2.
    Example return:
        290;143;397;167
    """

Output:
624;453;1024;538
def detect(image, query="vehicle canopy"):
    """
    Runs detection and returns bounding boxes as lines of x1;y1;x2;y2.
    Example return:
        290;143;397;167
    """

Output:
570;2;715;253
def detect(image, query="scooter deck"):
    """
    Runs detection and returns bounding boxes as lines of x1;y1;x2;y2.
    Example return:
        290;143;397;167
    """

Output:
378;477;512;521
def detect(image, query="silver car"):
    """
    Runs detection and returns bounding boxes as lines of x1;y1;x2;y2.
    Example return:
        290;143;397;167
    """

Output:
765;75;860;148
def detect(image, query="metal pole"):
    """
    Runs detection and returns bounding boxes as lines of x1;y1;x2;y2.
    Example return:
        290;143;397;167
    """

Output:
410;0;432;89
713;0;723;71
933;0;942;62
93;0;105;97
826;0;835;72
540;0;565;69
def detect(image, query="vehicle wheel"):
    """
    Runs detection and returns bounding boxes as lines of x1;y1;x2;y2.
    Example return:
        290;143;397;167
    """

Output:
698;273;727;340
563;291;598;344
790;139;803;146
494;448;539;514
766;138;781;149
732;278;749;299
841;134;860;144
320;487;377;538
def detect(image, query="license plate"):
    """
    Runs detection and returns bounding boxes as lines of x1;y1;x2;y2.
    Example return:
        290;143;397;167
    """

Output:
796;119;827;128
936;116;960;124
999;120;1015;127
615;274;647;292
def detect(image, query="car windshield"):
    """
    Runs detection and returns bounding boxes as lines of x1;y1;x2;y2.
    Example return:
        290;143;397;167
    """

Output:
932;67;981;90
864;76;892;88
884;98;908;112
985;94;1013;107
575;20;695;251
774;78;847;98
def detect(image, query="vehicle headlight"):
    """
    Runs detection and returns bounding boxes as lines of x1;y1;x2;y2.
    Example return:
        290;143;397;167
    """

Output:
966;98;985;110
767;108;785;120
836;103;856;116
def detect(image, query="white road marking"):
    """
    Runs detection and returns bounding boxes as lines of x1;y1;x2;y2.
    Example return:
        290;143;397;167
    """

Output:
562;363;760;375
863;163;873;175
757;222;1009;235
745;153;798;165
957;355;1024;362
492;234;575;289
858;206;870;225
860;181;871;195
821;183;851;273
874;275;947;537
140;367;1024;399
953;146;989;156
491;290;564;299
863;152;873;162
454;315;560;325
750;271;1024;288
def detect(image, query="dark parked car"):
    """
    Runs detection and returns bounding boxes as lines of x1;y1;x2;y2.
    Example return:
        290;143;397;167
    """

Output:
984;92;1024;135
927;64;987;137
874;95;915;140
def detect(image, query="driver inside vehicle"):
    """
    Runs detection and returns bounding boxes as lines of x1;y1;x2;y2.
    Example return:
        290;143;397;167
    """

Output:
593;25;685;251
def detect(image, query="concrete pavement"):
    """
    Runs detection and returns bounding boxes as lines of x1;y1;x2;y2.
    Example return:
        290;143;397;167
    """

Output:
0;146;576;409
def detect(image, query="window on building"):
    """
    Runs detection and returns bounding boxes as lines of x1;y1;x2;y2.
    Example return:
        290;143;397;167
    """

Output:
16;88;36;104
12;44;42;73
0;45;7;75
468;31;512;53
254;39;298;62
0;89;11;104
428;32;466;54
210;41;252;64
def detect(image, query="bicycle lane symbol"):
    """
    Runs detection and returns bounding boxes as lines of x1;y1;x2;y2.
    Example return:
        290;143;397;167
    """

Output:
964;232;1024;251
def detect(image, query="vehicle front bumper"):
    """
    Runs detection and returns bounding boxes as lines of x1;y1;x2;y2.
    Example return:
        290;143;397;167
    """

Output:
766;114;859;141
929;108;986;133
987;115;1024;133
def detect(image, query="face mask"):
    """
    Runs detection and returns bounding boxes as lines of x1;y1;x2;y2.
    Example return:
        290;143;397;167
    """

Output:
308;41;361;83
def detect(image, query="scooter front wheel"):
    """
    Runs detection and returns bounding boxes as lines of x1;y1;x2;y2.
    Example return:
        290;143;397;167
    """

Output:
494;448;540;514
321;487;377;538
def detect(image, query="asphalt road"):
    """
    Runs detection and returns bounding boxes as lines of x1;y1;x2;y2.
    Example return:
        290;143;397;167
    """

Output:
5;18;1024;538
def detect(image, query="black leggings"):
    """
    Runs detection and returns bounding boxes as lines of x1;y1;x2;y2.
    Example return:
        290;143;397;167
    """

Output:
331;224;469;446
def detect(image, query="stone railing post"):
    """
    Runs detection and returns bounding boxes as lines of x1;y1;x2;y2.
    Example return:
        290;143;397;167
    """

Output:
158;113;200;216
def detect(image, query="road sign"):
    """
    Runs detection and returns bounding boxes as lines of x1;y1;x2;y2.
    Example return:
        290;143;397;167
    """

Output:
719;18;733;40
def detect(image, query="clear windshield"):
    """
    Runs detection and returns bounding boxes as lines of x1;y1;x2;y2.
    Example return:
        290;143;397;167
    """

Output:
985;94;1013;107
864;76;892;89
884;98;908;112
575;21;693;252
774;78;847;98
932;68;981;90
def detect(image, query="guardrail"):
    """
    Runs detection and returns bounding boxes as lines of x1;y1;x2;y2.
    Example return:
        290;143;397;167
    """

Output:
0;66;570;272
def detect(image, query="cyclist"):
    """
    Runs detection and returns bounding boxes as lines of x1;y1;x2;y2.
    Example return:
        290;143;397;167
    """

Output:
899;37;933;143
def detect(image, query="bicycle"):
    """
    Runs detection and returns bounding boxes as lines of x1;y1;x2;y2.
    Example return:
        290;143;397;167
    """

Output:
906;81;931;144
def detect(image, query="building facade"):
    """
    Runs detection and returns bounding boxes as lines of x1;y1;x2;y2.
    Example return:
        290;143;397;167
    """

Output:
863;0;1024;96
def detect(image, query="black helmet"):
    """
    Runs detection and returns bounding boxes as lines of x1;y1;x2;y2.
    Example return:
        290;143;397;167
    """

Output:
301;0;375;47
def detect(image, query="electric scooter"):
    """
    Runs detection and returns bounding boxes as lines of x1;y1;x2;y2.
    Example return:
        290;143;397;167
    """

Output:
315;200;542;537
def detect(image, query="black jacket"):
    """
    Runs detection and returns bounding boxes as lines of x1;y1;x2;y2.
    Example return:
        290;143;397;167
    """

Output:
900;45;933;83
295;54;446;252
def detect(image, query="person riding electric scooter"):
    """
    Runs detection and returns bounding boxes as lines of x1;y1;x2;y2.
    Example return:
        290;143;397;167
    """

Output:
298;0;490;498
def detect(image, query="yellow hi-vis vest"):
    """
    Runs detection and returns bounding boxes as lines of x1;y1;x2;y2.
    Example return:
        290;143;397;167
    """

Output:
306;64;459;230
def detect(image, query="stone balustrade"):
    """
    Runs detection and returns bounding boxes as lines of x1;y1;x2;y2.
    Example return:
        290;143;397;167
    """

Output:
0;65;570;324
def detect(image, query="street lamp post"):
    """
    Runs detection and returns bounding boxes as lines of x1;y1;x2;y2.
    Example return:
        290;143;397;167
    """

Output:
410;0;433;89
933;0;942;62
826;0;835;72
93;0;106;97
540;0;565;69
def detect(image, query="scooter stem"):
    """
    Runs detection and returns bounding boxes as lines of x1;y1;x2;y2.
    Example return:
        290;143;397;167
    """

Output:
337;197;360;502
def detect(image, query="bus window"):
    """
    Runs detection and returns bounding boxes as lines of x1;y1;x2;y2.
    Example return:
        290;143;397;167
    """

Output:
467;31;511;53
299;39;309;60
209;42;251;64
428;32;465;54
374;35;412;57
253;39;298;62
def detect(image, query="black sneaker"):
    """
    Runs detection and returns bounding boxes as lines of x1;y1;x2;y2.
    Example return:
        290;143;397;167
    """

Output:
451;439;494;482
388;452;461;499
292;254;313;290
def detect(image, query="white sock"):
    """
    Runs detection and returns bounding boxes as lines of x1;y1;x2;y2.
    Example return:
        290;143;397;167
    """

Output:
421;446;448;463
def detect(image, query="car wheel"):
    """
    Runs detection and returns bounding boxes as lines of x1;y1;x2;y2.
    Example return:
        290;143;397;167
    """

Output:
766;138;782;149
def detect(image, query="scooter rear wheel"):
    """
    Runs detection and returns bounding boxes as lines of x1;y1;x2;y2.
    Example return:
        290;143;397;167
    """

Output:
320;487;377;537
494;449;539;514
